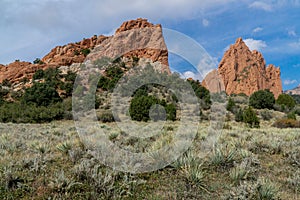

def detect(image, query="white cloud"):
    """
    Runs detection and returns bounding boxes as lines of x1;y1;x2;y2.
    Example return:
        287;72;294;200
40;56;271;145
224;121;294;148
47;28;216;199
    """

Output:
181;71;203;81
244;38;267;51
202;19;210;27
284;79;298;85
249;1;273;11
0;0;240;64
253;27;263;33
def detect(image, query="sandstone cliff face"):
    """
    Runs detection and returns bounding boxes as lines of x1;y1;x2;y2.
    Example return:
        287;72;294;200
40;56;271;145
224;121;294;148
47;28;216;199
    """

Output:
0;34;105;85
202;69;225;93
42;35;108;66
0;18;170;86
0;62;43;84
87;18;170;72
204;38;282;98
115;18;161;33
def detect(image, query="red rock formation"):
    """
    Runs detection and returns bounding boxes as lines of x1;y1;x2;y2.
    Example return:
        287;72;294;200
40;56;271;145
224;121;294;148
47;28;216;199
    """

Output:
0;34;109;84
0;61;44;83
202;69;225;93
0;18;170;85
115;18;161;33
87;18;170;71
42;35;108;66
203;38;282;98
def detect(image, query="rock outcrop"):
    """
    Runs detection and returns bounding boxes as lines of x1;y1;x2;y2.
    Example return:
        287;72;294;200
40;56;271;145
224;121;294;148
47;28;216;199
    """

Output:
0;61;44;84
285;85;300;95
202;69;225;93
115;18;161;33
42;35;108;66
203;38;282;98
87;18;170;72
0;18;170;86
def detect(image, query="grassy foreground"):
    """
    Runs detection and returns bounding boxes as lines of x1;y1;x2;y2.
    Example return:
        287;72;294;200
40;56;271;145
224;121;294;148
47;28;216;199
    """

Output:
0;119;299;199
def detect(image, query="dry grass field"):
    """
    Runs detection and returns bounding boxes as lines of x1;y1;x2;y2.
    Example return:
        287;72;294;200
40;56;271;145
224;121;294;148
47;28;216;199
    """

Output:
0;117;299;199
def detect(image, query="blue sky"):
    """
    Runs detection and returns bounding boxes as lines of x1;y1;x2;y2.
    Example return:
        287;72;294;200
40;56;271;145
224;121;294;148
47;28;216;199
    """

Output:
1;0;300;90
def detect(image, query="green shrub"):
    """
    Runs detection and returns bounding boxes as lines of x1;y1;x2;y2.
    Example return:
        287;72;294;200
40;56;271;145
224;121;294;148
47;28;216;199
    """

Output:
242;106;260;128
10;90;23;101
22;82;62;106
1;79;11;87
226;97;236;113
0;102;65;123
129;95;159;122
276;94;296;110
273;103;289;113
235;108;244;122
230;93;249;104
235;107;260;127
187;79;211;110
33;58;44;64
97;76;113;91
98;111;115;123
237;93;248;97
60;82;73;97
291;94;300;104
292;105;300;116
43;68;61;84
20;77;28;83
81;48;91;56
64;71;77;82
33;69;45;80
249;90;275;109
58;71;76;97
287;111;296;120
73;50;80;56
165;103;176;121
0;87;9;97
260;109;273;121
129;93;177;122
97;65;124;91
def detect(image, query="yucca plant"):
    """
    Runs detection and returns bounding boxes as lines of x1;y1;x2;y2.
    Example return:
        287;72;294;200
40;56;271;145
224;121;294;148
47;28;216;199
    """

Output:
171;149;198;170
210;145;237;170
109;132;119;141
56;142;72;154
1;166;24;190
49;170;83;194
230;166;248;185
257;178;278;200
31;142;48;155
183;163;206;189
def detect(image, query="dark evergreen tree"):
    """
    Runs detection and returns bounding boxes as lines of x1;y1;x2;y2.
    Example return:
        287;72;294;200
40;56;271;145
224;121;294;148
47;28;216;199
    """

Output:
249;90;275;109
276;94;296;110
22;82;62;106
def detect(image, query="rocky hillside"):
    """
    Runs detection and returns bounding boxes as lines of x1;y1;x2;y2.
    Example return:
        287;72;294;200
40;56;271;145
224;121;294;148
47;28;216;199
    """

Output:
0;35;106;85
1;19;283;98
87;18;169;72
0;18;169;87
203;38;282;98
285;85;300;95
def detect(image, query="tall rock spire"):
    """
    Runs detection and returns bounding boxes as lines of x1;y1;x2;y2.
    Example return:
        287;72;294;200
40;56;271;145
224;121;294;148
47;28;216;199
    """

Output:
204;37;282;98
